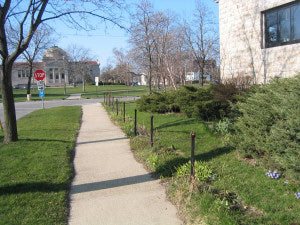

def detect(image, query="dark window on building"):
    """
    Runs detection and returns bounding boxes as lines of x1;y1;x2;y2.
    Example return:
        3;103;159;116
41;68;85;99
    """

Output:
22;70;26;77
56;74;59;79
18;70;22;78
26;70;29;77
61;73;65;79
50;74;53;79
265;2;300;48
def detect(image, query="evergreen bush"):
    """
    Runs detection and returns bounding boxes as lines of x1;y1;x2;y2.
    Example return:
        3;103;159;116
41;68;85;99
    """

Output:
230;75;300;179
136;92;173;113
136;84;241;121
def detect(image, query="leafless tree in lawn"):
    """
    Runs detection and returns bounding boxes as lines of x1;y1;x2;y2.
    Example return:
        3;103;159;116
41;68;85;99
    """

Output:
181;1;218;86
151;11;176;90
8;24;55;100
113;48;133;85
66;45;94;92
100;65;115;83
129;0;156;94
0;0;124;142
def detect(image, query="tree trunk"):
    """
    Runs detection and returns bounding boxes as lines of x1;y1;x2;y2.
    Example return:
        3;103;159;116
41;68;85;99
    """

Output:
165;64;177;90
82;78;85;92
163;76;166;92
148;64;152;94
1;64;18;142
27;61;33;95
200;65;204;87
148;53;152;94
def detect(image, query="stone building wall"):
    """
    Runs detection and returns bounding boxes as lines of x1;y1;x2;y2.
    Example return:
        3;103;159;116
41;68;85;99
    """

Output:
10;46;100;86
219;0;300;83
11;62;45;87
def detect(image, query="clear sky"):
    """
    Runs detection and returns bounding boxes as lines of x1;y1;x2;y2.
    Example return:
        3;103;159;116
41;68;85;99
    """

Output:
52;0;219;69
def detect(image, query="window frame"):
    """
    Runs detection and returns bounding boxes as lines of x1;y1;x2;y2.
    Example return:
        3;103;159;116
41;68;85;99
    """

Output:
263;1;300;48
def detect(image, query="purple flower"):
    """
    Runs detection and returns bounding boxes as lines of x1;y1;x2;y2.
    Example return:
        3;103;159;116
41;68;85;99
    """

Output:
209;175;215;180
265;170;281;179
284;181;289;184
295;192;300;199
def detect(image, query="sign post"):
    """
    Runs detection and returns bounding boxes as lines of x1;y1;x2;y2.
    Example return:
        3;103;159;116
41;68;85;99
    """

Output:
95;76;99;94
34;69;46;109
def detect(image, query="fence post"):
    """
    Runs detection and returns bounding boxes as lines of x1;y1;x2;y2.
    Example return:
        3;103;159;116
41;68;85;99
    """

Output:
150;115;154;147
123;102;126;122
116;99;119;115
190;132;196;181
134;109;137;136
109;93;111;106
104;93;106;104
112;97;115;112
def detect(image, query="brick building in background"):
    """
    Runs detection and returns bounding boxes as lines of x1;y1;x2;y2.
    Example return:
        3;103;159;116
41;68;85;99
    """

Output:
216;0;300;83
10;46;100;88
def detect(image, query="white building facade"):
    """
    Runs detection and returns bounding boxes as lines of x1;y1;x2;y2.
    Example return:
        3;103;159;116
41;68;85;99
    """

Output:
217;0;300;83
11;46;100;87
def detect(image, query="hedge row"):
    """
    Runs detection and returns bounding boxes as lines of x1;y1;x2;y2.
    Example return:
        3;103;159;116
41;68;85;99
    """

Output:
230;75;300;180
136;83;240;121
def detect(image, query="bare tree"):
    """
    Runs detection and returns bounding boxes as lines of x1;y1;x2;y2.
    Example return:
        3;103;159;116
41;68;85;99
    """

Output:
100;64;114;83
151;11;174;90
66;45;94;92
182;1;218;86
0;0;124;142
23;25;54;99
113;48;132;85
129;0;156;94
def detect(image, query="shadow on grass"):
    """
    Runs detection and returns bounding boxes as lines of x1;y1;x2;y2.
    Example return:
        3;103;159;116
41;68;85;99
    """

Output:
0;182;68;195
0;173;157;195
18;138;73;144
156;146;233;177
157;130;191;135
155;118;198;130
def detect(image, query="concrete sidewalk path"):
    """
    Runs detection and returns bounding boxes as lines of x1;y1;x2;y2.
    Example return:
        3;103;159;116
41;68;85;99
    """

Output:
68;104;182;225
66;93;82;100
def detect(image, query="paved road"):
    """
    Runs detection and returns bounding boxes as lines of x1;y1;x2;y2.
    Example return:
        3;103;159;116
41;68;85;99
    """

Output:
0;96;139;122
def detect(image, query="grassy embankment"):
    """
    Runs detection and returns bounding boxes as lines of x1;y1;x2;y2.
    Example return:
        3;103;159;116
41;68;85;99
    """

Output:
3;85;147;102
0;106;81;225
104;101;300;225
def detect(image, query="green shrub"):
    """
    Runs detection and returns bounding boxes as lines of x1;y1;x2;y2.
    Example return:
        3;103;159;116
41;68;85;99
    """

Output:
211;83;240;118
230;75;300;179
214;118;231;135
176;160;213;182
175;86;215;119
136;92;174;113
136;84;241;121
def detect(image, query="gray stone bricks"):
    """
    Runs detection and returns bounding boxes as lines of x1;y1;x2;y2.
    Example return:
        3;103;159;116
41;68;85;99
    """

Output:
219;0;300;83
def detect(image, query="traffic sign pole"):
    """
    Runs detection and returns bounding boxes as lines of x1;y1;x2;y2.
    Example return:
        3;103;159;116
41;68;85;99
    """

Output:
39;90;45;109
34;70;46;109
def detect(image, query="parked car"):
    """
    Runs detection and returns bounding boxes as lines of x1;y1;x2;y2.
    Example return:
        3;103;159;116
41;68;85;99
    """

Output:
13;85;19;89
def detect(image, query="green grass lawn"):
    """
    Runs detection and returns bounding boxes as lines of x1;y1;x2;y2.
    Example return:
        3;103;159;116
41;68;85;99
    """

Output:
0;106;81;225
105;101;300;225
6;85;148;102
82;87;147;99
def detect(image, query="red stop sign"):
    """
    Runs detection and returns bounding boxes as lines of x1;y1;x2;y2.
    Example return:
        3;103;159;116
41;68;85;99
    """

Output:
34;69;46;81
